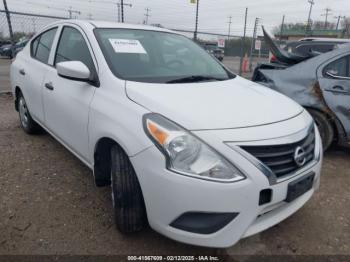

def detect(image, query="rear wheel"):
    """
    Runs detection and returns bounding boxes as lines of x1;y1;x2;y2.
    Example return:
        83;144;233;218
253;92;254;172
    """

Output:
111;145;147;233
308;109;334;151
18;93;41;134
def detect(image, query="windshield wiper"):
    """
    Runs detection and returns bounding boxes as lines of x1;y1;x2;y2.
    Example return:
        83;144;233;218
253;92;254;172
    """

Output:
166;75;227;84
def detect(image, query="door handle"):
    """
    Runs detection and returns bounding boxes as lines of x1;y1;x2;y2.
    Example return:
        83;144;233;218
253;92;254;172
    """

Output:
325;86;349;95
333;86;345;91
45;82;54;91
19;69;25;76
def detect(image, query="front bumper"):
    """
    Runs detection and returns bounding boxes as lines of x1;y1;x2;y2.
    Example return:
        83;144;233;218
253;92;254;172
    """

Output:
130;123;322;248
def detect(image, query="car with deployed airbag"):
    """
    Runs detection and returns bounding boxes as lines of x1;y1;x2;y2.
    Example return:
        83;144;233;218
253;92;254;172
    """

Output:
10;20;322;248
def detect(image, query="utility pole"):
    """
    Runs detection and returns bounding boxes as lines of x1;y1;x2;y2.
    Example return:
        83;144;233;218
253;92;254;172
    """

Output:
3;0;14;58
335;15;346;30
68;6;81;19
321;8;332;29
144;8;151;25
239;7;248;76
249;18;259;72
227;16;232;40
280;15;285;42
194;0;200;41
336;16;341;30
121;0;124;22
118;1;132;23
306;0;315;36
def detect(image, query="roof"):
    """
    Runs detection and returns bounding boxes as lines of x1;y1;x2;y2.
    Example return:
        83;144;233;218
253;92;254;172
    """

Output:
275;29;344;38
83;20;173;33
41;20;174;34
298;37;350;43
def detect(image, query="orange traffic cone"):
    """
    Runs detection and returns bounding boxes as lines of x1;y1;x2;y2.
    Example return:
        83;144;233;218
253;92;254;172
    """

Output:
243;53;249;74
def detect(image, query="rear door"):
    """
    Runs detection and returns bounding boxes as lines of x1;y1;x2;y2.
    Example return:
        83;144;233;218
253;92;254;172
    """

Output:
20;27;58;123
43;25;98;162
318;55;350;137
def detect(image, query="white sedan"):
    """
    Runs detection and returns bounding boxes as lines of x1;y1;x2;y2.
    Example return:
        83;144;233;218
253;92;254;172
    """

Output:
10;20;322;248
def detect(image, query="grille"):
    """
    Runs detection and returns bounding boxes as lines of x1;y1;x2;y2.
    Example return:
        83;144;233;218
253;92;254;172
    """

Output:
241;128;315;178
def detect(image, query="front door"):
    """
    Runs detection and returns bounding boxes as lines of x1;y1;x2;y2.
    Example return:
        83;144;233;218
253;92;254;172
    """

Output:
43;26;98;162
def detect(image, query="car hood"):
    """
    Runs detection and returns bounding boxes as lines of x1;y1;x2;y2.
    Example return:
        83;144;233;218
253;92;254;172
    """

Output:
125;76;303;130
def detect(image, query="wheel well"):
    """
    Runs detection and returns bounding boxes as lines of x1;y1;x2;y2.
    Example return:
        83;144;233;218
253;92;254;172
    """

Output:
93;137;127;187
14;86;22;111
304;106;341;142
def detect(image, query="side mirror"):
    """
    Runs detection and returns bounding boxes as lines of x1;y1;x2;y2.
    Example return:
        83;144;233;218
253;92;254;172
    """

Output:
57;61;91;82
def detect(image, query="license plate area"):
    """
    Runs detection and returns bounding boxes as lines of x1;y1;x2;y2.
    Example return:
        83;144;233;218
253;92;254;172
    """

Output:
285;173;315;203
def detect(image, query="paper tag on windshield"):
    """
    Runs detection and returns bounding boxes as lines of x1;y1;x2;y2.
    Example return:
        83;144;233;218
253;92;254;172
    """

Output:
109;39;147;54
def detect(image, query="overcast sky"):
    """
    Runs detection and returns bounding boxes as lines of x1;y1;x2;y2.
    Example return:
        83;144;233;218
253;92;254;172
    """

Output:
2;0;350;37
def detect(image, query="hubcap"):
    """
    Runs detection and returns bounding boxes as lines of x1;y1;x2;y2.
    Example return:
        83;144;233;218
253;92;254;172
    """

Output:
19;98;29;128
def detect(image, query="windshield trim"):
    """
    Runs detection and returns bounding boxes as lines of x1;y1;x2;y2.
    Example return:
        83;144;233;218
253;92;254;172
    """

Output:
93;28;235;84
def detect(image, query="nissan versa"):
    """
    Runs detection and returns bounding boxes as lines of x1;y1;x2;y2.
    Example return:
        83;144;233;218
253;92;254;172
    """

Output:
10;21;323;248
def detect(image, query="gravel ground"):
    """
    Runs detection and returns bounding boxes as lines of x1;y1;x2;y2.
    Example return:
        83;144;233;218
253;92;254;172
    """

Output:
0;93;349;257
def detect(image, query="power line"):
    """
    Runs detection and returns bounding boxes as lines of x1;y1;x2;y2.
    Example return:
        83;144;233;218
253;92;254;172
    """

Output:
26;1;80;19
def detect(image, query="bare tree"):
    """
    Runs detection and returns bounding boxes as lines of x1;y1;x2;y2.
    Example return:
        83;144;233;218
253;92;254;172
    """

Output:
313;20;336;30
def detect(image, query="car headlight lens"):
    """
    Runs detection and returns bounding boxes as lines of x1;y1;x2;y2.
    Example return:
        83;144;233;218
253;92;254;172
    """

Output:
143;113;245;182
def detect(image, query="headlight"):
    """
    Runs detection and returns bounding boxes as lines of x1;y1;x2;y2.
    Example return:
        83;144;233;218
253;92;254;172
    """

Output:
143;113;245;182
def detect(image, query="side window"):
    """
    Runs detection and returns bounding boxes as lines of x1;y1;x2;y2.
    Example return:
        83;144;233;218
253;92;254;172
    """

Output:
32;28;58;64
54;27;95;73
324;56;349;78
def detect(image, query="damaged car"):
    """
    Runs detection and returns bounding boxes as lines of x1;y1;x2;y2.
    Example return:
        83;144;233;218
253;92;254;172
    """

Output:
253;28;350;150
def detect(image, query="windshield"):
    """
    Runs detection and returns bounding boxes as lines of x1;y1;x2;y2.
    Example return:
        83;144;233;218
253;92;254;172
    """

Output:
94;28;234;83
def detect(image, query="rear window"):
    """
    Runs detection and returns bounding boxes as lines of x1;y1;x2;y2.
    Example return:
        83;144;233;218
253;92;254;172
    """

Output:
31;27;58;64
324;56;349;77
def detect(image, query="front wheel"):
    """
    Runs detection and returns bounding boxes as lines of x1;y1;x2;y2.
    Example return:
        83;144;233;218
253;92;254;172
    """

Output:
111;145;147;233
308;109;334;151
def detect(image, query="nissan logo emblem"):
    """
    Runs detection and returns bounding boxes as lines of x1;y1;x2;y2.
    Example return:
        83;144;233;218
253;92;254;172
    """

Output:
294;146;306;167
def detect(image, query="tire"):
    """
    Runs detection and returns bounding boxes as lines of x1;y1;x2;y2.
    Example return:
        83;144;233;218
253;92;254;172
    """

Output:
308;109;334;151
18;93;41;134
111;145;147;233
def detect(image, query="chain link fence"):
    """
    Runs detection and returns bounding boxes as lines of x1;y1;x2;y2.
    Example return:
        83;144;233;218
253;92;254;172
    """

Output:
0;8;269;76
0;10;67;39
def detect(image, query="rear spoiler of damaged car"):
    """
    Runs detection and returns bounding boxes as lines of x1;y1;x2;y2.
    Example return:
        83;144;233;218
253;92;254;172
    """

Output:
262;26;319;65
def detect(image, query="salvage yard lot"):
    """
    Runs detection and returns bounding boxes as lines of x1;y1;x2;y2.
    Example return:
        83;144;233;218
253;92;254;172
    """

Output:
0;58;349;256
